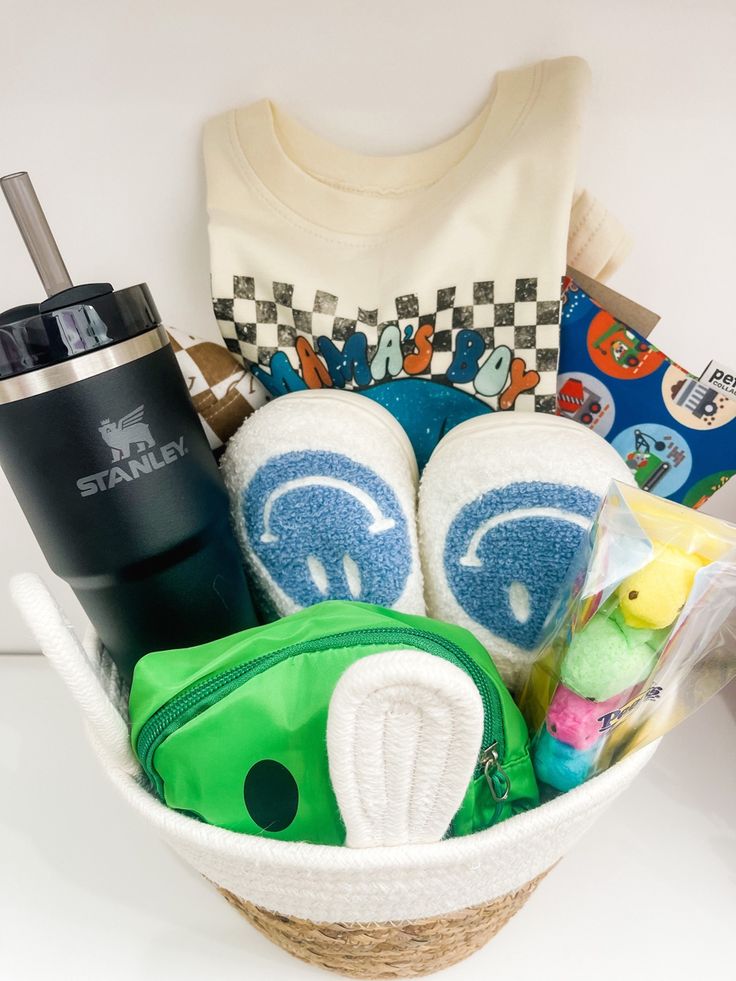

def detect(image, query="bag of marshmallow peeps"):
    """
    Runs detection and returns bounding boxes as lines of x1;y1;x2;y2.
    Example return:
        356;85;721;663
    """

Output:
521;481;736;795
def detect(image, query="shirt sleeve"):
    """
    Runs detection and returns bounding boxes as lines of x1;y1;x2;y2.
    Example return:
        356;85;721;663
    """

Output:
567;188;633;282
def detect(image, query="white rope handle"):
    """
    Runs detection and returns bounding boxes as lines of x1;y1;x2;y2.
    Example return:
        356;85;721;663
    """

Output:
10;573;138;775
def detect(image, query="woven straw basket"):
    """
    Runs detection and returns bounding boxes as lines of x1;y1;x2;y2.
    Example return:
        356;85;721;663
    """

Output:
12;574;657;979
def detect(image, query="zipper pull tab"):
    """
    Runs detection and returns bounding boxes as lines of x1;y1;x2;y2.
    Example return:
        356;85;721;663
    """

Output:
481;742;510;803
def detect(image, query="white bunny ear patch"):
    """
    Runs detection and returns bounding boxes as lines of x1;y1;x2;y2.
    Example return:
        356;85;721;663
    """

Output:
327;649;484;848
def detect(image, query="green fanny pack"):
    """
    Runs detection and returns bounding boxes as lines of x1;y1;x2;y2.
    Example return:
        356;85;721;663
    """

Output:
129;602;538;846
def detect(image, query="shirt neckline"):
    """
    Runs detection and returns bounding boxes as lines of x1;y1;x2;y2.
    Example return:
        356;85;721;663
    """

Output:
229;61;544;240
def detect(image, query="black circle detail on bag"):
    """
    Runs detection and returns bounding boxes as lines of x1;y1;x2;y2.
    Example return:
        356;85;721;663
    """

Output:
243;759;299;832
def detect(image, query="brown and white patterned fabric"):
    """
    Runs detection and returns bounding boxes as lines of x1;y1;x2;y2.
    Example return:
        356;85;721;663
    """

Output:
166;327;268;451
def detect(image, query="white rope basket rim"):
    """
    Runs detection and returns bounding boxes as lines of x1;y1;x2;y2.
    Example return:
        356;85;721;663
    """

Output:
97;727;657;874
12;571;659;923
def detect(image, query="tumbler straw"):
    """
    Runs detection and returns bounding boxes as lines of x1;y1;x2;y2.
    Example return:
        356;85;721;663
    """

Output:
1;172;73;297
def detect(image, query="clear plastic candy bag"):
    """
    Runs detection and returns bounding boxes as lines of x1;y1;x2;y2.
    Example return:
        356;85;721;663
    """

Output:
520;481;736;795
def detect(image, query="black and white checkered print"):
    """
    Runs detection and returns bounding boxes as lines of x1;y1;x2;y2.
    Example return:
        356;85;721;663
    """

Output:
213;276;561;411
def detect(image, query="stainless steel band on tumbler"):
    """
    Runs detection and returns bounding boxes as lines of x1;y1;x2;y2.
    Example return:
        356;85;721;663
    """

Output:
0;325;170;405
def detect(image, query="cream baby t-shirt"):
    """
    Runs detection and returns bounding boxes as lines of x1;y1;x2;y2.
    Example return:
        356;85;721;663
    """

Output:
204;57;627;468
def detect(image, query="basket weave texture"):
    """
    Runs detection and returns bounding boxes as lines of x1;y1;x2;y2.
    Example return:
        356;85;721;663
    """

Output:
219;868;549;979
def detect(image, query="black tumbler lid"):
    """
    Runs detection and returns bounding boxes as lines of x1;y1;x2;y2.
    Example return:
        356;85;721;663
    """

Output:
0;283;161;381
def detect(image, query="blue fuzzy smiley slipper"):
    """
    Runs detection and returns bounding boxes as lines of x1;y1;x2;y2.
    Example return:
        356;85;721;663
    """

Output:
221;390;425;619
418;413;633;691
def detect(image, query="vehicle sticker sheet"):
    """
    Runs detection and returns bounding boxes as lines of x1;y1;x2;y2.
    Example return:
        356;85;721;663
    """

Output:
558;279;736;508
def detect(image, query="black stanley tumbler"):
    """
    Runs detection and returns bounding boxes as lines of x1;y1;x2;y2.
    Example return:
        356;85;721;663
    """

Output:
0;172;257;680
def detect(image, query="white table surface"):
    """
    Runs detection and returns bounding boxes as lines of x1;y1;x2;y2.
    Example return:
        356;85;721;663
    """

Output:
1;656;733;981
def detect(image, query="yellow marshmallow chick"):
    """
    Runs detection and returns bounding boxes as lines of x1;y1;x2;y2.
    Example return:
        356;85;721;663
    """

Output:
618;544;708;630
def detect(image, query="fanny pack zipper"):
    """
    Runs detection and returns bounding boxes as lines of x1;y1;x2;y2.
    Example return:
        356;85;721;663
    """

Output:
136;625;507;800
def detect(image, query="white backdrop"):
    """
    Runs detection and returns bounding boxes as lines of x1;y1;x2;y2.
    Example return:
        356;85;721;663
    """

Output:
1;0;735;651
